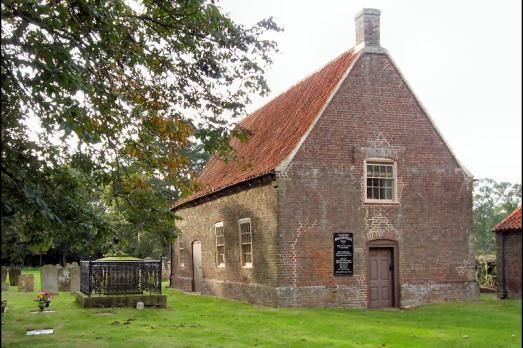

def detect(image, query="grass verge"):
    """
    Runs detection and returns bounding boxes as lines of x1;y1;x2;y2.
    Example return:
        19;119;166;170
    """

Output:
1;269;521;347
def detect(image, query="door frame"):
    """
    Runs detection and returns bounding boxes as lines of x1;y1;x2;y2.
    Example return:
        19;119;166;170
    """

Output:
191;240;202;292
367;239;400;308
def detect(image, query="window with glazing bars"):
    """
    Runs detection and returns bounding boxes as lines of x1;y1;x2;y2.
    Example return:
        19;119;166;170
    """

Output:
239;220;252;267
215;222;225;267
366;162;394;200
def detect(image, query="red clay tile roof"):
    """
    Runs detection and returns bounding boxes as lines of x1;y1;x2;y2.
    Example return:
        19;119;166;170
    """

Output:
493;206;522;232
174;48;357;209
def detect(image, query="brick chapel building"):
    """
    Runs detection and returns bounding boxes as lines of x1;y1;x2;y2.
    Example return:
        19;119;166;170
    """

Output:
171;9;479;308
493;206;522;299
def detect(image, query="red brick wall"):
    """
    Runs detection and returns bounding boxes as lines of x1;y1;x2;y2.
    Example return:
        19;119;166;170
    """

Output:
173;51;478;308
276;52;478;307
173;183;279;306
496;231;522;298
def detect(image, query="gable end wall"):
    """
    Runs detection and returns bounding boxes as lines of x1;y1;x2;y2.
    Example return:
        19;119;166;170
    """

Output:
276;52;478;308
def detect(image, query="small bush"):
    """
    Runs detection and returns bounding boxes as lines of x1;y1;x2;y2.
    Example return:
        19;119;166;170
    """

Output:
475;255;496;289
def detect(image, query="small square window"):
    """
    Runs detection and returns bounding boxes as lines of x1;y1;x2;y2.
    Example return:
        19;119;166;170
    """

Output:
365;161;396;202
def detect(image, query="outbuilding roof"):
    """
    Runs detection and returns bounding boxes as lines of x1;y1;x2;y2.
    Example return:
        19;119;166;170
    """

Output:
493;206;522;232
173;48;357;209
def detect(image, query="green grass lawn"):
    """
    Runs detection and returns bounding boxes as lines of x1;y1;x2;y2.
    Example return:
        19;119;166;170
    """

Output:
1;269;521;348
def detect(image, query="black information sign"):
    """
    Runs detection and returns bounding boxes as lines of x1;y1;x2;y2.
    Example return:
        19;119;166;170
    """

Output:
333;232;353;276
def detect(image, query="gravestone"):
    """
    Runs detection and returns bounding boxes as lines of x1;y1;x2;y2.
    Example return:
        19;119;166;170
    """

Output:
69;263;80;292
58;265;71;292
1;282;9;291
18;274;35;292
136;302;144;310
8;267;21;286
162;261;170;281
1;267;7;283
41;265;59;294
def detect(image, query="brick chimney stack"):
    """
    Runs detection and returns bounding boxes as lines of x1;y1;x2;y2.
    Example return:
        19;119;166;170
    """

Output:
355;8;381;47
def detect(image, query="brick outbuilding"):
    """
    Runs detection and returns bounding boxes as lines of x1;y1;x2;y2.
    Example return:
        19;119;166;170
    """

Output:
493;207;522;299
171;8;479;308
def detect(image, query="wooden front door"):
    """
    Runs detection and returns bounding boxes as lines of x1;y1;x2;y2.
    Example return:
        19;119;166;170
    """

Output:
192;241;203;292
368;247;393;308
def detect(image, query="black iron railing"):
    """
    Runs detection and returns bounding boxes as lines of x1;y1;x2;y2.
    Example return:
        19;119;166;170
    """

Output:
80;260;162;296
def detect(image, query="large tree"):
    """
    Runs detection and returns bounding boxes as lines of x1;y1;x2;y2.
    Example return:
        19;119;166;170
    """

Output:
1;163;112;265
473;178;521;255
1;0;281;262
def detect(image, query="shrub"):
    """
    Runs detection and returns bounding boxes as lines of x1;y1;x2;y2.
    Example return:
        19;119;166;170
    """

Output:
475;255;496;289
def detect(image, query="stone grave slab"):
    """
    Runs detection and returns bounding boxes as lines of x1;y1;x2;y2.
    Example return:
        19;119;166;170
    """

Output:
26;329;54;335
69;263;80;292
40;265;59;294
1;267;7;283
58;265;71;292
162;261;171;281
8;267;21;286
18;274;34;292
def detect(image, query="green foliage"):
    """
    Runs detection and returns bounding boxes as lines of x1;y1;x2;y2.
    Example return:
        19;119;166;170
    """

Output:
473;178;521;255
1;165;112;265
102;161;179;258
1;0;280;262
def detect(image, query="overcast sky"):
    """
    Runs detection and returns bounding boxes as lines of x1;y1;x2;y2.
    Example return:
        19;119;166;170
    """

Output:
219;0;522;184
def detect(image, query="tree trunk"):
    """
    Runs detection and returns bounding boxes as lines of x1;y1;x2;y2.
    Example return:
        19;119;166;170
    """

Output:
62;247;68;266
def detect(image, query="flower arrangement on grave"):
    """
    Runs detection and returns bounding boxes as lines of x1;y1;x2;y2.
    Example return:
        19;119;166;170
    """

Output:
34;291;53;311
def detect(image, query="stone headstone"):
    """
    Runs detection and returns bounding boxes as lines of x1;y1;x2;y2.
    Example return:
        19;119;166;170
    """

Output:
69;263;80;292
40;265;59;294
58;265;71;292
136;301;144;310
1;282;9;291
162;261;171;281
8;267;21;286
18;274;34;292
1;267;7;283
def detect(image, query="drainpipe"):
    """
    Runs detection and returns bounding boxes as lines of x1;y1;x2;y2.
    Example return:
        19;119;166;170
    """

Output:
499;231;507;299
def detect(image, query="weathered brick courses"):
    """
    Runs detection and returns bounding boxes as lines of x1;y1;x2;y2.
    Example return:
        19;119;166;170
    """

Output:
496;231;522;299
275;52;478;307
173;183;279;306
172;50;478;308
